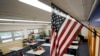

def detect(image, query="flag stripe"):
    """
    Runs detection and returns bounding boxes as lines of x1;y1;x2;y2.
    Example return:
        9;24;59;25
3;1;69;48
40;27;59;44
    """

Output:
50;29;54;52
50;29;57;56
57;19;71;41
59;23;81;53
59;23;83;56
50;29;54;42
57;21;77;55
57;19;75;55
56;19;71;53
58;19;71;37
59;21;77;46
58;20;75;46
50;29;55;53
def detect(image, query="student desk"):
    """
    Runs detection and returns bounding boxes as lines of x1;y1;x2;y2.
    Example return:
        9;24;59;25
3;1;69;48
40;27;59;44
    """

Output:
37;39;45;41
26;50;45;56
68;45;78;55
72;41;79;45
25;42;36;45
41;43;50;46
68;45;78;49
64;54;74;56
72;41;79;44
9;47;23;51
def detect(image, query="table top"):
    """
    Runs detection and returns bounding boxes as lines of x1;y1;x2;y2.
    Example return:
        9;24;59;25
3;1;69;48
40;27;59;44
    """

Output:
9;47;23;51
45;37;50;39
41;43;50;46
68;45;78;49
26;50;45;55
25;42;36;45
37;39;45;41
72;41;79;44
63;54;74;56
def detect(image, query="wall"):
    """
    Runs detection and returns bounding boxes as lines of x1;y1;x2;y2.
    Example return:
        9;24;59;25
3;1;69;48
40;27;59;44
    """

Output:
44;25;51;36
0;25;45;38
81;21;89;39
44;25;89;39
81;27;88;39
0;24;45;54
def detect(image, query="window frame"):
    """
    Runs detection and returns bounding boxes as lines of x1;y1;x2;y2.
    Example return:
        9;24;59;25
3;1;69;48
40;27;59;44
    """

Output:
13;31;24;40
0;31;13;43
0;30;24;43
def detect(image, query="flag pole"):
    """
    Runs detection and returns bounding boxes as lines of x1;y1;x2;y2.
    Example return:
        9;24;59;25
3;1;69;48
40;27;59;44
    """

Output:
51;3;100;37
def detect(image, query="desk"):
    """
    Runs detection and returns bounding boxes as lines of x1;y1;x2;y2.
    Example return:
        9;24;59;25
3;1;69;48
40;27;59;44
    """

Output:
72;41;79;44
25;43;36;45
9;47;22;51
45;37;50;39
41;43;50;46
37;39;45;41
26;50;45;55
68;45;78;49
63;54;74;56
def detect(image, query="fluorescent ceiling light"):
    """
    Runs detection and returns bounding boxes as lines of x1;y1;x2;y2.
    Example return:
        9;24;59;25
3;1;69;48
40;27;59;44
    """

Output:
0;23;49;25
19;0;52;12
0;19;51;23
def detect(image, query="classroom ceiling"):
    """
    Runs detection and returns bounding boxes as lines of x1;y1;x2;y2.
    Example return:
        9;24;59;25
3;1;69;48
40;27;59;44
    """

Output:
0;0;51;21
51;0;95;21
0;0;97;26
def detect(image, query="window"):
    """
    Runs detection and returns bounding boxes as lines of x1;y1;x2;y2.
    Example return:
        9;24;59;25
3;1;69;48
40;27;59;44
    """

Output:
13;31;23;40
0;32;13;43
0;30;24;43
34;34;40;39
34;29;39;33
27;29;34;34
27;29;40;39
28;29;39;34
0;32;12;39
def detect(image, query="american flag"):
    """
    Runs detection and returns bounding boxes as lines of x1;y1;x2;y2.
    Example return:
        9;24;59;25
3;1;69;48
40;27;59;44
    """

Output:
50;4;83;56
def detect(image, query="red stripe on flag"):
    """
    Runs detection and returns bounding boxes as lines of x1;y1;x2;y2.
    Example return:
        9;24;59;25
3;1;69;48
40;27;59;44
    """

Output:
50;28;57;56
50;29;54;42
